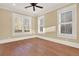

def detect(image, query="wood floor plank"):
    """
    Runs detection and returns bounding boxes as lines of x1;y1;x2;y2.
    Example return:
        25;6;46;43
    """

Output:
0;37;79;56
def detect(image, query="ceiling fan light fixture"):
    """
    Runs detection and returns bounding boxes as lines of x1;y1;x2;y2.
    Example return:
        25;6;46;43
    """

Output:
12;3;16;6
25;3;43;11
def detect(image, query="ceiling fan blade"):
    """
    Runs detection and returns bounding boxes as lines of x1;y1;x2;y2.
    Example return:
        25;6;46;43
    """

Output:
33;6;35;11
25;6;32;8
36;6;43;8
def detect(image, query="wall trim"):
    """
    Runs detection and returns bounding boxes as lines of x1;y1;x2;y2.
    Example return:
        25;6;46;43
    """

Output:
0;35;79;49
0;35;36;44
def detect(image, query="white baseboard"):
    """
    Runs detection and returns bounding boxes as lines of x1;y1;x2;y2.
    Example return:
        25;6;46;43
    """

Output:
0;35;79;49
0;35;36;44
36;35;79;48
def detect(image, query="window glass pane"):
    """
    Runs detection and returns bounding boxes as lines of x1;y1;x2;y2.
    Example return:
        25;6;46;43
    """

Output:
61;24;72;34
15;17;22;32
40;26;43;32
23;18;30;32
40;19;44;26
24;25;30;32
24;19;29;25
61;11;72;23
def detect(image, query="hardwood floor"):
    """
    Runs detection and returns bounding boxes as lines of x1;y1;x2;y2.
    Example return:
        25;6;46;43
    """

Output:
0;37;79;56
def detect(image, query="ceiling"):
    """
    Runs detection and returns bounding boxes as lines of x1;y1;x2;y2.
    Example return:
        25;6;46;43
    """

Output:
0;3;70;16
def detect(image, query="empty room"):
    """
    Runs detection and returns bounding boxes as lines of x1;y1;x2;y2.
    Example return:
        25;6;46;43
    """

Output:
0;3;79;56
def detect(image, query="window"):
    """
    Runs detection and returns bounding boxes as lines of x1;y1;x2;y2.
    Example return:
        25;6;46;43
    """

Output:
13;13;32;36
57;4;77;39
23;16;31;33
61;11;72;34
38;16;45;33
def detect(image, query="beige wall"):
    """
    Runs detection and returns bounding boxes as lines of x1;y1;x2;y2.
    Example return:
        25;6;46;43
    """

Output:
0;9;12;38
45;10;57;28
77;4;79;40
32;16;38;34
0;4;79;43
44;10;57;37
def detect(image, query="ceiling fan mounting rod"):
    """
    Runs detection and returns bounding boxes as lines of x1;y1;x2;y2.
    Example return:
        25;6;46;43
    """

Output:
31;3;37;6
